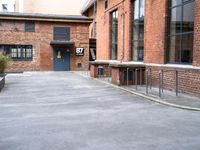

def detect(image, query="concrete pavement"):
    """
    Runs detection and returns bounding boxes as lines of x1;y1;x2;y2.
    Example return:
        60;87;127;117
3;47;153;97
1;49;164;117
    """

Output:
0;72;200;150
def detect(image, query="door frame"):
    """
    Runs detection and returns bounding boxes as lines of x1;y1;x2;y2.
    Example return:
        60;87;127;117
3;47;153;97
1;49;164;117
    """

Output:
53;46;71;71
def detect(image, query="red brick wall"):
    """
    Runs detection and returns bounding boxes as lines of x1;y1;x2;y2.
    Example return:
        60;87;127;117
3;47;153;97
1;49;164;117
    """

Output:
0;20;90;72
193;0;200;66
144;0;168;64
147;66;200;97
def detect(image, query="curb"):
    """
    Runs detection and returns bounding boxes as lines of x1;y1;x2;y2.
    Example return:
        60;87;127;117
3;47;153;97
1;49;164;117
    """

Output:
75;72;200;111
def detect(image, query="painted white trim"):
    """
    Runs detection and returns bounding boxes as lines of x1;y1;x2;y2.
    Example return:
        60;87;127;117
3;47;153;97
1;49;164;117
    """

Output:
146;63;200;70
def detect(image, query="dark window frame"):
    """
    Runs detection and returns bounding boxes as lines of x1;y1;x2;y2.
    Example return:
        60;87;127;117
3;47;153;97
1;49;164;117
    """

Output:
0;45;33;61
110;9;118;60
53;27;70;41
167;0;195;64
25;21;35;32
105;0;108;9
131;0;145;62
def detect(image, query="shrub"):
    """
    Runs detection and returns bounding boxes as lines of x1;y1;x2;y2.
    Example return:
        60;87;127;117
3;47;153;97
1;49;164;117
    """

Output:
0;54;10;74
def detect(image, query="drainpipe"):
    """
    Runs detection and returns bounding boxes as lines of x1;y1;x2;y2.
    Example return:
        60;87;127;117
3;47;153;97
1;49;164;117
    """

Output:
120;0;125;64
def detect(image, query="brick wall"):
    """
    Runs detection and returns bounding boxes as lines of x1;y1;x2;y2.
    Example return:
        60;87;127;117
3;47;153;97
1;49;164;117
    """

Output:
0;19;90;72
147;66;200;97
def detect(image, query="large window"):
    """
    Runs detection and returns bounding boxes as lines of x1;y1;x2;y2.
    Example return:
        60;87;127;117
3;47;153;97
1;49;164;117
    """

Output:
53;27;70;41
110;10;118;60
168;0;195;64
132;0;145;61
0;45;33;61
25;21;35;32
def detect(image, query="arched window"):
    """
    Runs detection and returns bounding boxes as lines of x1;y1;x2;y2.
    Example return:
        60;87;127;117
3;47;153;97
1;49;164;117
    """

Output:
168;0;195;64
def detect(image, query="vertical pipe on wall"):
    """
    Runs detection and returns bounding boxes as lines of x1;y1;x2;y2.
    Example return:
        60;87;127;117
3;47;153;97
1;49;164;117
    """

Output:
120;0;125;63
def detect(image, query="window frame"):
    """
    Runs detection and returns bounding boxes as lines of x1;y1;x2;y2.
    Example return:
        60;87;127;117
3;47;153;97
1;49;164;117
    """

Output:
0;45;33;61
53;27;70;41
110;9;118;60
25;21;35;32
167;0;195;64
131;0;145;62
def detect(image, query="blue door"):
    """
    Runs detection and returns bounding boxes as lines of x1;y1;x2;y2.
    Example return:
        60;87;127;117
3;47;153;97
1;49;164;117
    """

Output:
53;47;70;71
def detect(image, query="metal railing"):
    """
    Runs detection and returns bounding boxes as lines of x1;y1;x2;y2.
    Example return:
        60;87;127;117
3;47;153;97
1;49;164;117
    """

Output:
145;68;200;98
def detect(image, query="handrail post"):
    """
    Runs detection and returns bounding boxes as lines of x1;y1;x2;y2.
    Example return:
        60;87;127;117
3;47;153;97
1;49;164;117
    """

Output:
135;68;138;90
146;69;149;95
176;70;179;96
149;68;152;89
161;69;164;93
140;68;142;86
127;68;129;86
159;71;162;98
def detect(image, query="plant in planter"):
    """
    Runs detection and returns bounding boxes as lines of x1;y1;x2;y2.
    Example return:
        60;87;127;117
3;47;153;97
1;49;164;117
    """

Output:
0;54;10;77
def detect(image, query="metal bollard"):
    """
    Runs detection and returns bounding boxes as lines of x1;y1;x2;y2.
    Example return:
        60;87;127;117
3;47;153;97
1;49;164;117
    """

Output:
159;71;162;98
149;68;152;89
127;68;129;86
176;70;179;96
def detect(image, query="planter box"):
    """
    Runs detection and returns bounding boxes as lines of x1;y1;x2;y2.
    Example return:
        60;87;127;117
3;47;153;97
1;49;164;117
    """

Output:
0;74;6;92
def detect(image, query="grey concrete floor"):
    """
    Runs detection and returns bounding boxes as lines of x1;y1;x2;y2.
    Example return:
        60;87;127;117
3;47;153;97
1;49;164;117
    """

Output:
0;72;200;150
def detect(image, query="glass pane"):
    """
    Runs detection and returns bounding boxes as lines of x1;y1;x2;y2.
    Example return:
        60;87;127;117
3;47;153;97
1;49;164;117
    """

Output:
134;0;139;20
133;23;139;40
168;35;181;63
17;47;21;58
26;46;32;58
111;44;117;60
181;33;193;63
111;10;118;60
183;1;194;33
11;47;17;58
132;41;138;61
138;21;144;40
171;0;182;7
138;40;144;61
139;0;145;19
170;6;182;35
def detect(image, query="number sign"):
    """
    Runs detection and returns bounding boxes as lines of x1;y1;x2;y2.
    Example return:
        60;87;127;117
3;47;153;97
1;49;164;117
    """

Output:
76;48;84;56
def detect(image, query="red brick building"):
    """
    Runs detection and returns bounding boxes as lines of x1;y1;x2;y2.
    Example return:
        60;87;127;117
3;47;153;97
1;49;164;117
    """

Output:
82;0;200;96
0;12;92;72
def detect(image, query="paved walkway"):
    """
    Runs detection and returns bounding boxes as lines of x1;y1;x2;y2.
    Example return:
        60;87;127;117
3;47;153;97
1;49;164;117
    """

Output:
0;72;200;150
77;71;200;110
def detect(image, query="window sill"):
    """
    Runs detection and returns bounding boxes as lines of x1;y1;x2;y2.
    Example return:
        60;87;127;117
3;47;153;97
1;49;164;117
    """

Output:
146;63;200;70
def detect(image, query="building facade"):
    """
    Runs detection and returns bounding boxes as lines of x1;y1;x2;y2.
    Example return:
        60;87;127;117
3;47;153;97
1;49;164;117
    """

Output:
82;0;200;97
0;0;15;12
0;12;91;72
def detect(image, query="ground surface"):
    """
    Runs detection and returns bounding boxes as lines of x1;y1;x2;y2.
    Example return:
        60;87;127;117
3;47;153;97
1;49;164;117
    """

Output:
0;72;200;150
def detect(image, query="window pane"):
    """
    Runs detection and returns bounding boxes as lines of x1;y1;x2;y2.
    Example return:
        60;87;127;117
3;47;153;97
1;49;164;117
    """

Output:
132;0;144;61
110;10;118;60
133;23;139;40
11;46;17;58
26;46;32;58
138;40;144;61
170;6;182;35
139;0;145;19
183;1;194;33
134;0;139;20
171;0;182;7
132;41;138;61
181;33;193;63
168;36;181;63
22;47;26;58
